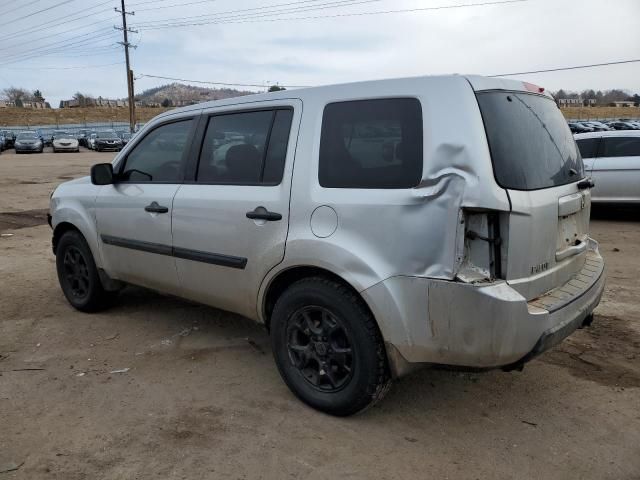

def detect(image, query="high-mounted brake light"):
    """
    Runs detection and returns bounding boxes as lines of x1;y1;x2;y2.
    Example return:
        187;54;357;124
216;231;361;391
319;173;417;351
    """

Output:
523;82;545;93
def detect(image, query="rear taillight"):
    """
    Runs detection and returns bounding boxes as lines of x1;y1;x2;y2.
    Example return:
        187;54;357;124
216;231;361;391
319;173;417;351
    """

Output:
523;81;545;94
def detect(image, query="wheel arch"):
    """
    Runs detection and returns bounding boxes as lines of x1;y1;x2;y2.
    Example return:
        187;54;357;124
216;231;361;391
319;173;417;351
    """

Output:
261;265;376;333
51;205;102;268
52;221;81;254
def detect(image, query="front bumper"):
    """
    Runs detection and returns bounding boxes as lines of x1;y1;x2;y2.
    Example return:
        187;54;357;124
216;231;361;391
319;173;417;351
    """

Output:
53;144;78;151
95;143;121;151
362;242;605;377
15;144;42;151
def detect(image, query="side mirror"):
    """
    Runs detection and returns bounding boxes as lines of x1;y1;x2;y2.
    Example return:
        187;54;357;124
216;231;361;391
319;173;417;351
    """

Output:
91;163;114;185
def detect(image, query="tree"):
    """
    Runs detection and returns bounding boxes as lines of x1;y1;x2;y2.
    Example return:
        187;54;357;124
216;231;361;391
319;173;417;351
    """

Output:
2;87;32;102
72;92;96;107
268;85;286;92
33;89;45;102
161;98;172;107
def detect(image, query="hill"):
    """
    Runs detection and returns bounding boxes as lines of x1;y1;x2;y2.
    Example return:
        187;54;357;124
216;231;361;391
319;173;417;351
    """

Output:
136;82;255;105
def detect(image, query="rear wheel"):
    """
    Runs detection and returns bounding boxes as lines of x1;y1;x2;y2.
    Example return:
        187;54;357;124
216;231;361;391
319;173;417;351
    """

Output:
55;230;114;312
271;277;391;416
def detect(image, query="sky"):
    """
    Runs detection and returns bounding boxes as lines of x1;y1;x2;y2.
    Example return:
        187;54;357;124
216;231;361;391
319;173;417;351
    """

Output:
0;0;639;107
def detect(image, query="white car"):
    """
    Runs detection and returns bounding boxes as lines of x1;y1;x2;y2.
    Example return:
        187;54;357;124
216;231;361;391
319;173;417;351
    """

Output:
88;133;98;150
575;130;640;203
52;132;80;153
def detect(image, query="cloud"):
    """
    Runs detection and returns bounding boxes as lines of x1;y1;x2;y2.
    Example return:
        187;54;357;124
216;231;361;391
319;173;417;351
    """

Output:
0;0;638;107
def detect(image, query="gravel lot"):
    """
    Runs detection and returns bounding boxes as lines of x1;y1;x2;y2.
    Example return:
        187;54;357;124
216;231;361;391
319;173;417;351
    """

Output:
1;148;639;479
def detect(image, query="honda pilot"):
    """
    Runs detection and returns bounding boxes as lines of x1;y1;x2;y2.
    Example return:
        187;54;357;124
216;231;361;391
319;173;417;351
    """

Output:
49;75;605;416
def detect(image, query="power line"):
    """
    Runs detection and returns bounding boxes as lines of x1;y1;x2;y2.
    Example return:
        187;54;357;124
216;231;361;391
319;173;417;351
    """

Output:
134;0;527;30
132;0;382;26
0;30;120;65
0;0;114;43
0;33;121;66
3;0;42;17
138;73;311;88
4;0;77;24
2;21;114;50
134;0;220;11
0;27;115;60
489;59;640;77
4;61;125;70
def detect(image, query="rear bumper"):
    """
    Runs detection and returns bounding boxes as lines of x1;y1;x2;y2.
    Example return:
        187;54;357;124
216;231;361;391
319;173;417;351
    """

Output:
362;241;605;377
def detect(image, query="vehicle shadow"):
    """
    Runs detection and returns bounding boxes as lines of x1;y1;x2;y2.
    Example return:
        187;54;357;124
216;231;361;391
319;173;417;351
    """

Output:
591;204;640;222
106;285;554;422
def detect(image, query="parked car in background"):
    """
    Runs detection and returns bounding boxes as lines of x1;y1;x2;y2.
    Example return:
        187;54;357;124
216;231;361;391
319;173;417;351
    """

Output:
118;132;132;145
14;131;44;153
608;121;640;130
52;131;80;153
575;130;640;203
94;130;123;152
568;122;594;134
88;133;98;150
0;132;5;152
50;75;604;415
77;129;91;148
579;121;612;132
1;130;16;149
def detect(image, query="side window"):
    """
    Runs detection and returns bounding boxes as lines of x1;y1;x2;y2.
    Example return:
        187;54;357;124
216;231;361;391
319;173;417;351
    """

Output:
197;109;293;185
319;98;423;189
120;119;193;182
601;137;640;158
576;138;600;159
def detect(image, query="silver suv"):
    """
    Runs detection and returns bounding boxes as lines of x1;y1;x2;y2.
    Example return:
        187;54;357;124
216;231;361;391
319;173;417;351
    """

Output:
50;75;605;415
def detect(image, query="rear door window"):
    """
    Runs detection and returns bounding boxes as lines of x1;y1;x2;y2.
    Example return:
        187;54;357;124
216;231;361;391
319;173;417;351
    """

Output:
576;138;600;159
197;108;293;185
319;98;423;189
600;137;640;157
477;91;584;190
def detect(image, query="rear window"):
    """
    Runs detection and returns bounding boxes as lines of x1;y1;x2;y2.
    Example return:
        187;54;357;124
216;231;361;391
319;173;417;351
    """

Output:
576;138;600;159
319;98;422;189
600;137;640;157
477;91;584;190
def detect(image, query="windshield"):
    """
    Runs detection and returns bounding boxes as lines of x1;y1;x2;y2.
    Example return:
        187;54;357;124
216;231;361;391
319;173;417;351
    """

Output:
477;91;584;190
17;133;38;140
54;132;71;137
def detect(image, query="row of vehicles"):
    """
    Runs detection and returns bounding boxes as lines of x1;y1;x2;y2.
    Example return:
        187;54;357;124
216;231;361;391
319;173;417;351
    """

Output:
0;128;134;153
568;119;640;134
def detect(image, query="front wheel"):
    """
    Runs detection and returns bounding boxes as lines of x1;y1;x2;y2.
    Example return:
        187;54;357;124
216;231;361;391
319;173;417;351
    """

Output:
271;277;391;416
55;230;114;312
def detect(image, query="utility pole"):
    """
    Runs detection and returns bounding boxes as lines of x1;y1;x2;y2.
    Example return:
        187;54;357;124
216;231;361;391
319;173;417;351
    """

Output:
115;0;137;133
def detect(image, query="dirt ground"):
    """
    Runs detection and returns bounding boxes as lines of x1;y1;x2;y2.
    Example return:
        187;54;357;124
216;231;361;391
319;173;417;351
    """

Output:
0;149;639;480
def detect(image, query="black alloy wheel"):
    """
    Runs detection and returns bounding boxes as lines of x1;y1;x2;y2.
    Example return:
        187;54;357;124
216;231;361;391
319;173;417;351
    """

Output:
287;305;354;392
271;277;391;416
62;246;91;299
55;230;115;312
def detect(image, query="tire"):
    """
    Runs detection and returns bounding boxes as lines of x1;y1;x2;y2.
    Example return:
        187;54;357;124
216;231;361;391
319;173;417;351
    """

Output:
55;230;114;312
271;277;391;416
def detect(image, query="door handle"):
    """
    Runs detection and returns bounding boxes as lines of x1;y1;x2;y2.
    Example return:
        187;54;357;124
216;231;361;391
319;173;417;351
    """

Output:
144;201;169;214
246;207;282;221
